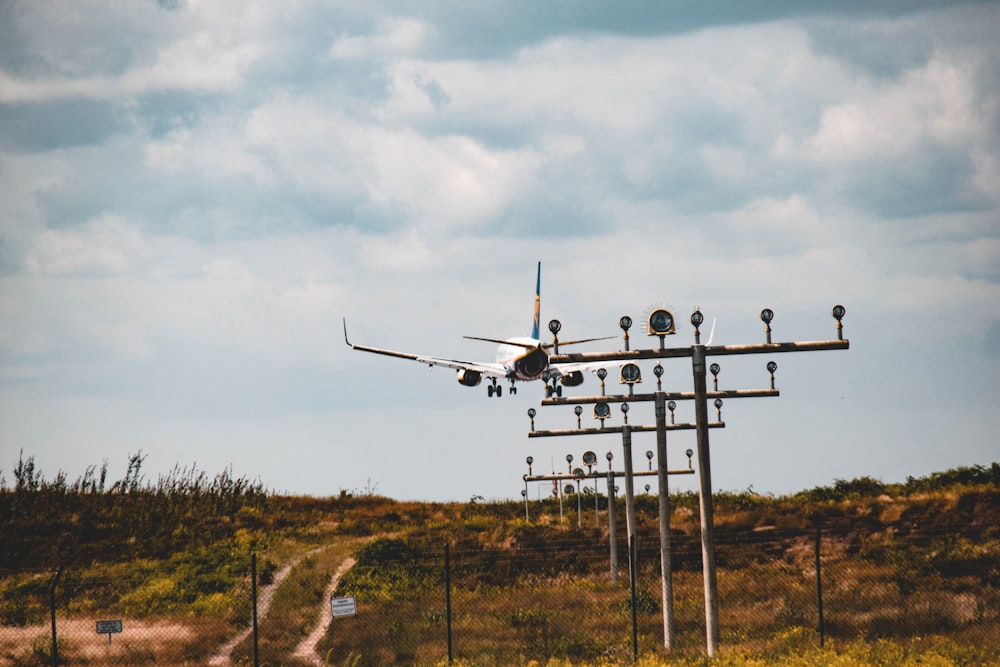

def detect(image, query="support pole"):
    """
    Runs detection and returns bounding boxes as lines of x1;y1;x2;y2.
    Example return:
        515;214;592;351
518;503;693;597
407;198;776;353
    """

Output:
655;392;676;650
607;469;618;582
576;482;582;528
630;534;639;662
621;425;638;577
524;480;529;522
594;476;600;528
692;345;719;656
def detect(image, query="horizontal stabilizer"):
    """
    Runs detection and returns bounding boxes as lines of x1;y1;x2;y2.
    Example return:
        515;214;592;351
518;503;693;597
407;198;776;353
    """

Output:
464;335;538;351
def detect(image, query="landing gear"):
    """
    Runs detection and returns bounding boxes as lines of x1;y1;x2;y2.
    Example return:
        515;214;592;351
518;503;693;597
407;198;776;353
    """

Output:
487;378;518;398
544;382;563;398
487;379;503;398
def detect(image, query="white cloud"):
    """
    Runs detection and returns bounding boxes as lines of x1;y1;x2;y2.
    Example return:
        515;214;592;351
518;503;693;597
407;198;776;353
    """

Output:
0;0;271;103
805;51;986;163
145;124;272;185
2;2;998;500
329;17;432;61
24;215;149;277
364;129;545;231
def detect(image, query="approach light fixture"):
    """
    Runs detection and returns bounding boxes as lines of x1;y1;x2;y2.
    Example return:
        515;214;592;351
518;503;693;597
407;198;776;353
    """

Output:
594;402;611;421
575;405;583;428
620;362;642;385
691;308;705;343
527;408;536;431
767;360;778;389
646;450;654;470
648;309;676;336
621;402;630;423
653;362;664;389
548;319;562;354
833;304;846;340
686;449;694;468
582;450;598;467
761;308;774;343
620;315;633;350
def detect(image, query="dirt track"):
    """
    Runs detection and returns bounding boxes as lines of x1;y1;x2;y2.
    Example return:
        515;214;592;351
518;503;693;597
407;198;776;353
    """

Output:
208;546;325;665
291;557;357;665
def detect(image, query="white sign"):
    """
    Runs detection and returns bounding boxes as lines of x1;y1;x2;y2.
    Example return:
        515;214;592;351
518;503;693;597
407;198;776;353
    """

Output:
96;620;122;634
331;596;357;618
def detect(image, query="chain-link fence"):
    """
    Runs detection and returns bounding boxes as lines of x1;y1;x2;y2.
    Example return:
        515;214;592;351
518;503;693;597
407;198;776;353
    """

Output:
2;520;997;666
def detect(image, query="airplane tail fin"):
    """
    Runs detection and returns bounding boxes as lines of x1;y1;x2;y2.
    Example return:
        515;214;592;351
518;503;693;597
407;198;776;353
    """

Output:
532;261;541;339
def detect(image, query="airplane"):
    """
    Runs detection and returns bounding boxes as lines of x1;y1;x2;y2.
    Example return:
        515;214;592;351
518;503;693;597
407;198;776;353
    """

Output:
343;262;614;398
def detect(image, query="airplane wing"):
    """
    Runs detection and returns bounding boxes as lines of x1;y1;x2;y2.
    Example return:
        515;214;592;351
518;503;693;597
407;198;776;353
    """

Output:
548;359;617;378
343;319;509;379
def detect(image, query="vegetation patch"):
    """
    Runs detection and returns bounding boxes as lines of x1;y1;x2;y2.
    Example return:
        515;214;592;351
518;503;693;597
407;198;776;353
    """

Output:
1;457;998;666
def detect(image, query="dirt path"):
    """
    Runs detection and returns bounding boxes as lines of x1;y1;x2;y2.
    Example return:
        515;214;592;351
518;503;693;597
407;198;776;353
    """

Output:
290;557;357;665
207;547;324;665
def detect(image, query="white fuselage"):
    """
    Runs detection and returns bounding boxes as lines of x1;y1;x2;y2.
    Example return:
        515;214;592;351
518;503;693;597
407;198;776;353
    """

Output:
496;337;548;380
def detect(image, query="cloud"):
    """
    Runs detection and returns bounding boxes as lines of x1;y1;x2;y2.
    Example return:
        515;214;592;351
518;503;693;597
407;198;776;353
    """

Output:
0;1;273;104
329;17;433;61
24;215;149;277
1;2;998;500
805;52;987;162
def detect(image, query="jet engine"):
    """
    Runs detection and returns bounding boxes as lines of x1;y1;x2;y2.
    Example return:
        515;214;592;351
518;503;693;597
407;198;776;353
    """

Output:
513;347;548;380
559;371;584;387
456;369;483;387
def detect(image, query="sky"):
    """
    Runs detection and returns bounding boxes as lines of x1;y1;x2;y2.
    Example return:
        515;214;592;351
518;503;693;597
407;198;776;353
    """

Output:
1;1;998;502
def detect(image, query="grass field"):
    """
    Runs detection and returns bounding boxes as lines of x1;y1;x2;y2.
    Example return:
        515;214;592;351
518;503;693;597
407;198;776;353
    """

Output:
1;456;997;666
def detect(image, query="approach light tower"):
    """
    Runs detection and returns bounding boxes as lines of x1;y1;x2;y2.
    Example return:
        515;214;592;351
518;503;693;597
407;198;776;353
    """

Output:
530;305;849;656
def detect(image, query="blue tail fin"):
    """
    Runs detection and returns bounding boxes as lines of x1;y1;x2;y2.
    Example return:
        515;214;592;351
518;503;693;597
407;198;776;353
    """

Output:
532;261;541;339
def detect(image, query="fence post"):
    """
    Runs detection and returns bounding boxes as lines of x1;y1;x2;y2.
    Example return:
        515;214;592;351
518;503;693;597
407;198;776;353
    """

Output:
48;566;63;667
445;543;453;664
815;526;825;647
252;552;260;667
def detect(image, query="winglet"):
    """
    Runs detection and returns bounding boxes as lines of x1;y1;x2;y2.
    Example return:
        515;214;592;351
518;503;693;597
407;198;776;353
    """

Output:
343;318;353;347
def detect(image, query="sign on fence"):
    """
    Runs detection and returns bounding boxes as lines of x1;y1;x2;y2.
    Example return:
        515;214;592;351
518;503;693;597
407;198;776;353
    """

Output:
331;596;357;618
96;619;123;645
